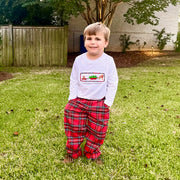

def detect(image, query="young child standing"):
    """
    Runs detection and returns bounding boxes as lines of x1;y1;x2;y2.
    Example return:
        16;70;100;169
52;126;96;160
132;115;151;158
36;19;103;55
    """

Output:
63;22;118;164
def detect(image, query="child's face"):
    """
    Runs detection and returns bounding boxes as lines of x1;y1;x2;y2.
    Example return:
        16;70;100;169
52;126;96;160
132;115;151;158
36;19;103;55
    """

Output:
84;32;108;59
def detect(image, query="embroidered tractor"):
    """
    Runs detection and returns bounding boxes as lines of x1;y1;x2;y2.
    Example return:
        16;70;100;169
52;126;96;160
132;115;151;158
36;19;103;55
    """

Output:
98;74;104;80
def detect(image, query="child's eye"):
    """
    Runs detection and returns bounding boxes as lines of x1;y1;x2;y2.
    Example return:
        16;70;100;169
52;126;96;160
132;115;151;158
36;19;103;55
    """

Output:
86;37;92;40
95;38;101;41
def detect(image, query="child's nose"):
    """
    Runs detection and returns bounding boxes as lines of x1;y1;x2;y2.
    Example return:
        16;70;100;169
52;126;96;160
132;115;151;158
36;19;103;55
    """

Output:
91;39;96;43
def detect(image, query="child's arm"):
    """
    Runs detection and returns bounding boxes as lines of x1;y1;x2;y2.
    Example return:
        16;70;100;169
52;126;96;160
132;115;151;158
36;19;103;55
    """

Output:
104;61;118;107
68;60;78;101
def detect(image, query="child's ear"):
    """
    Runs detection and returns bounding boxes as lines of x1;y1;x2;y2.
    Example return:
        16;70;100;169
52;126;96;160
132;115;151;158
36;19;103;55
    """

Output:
104;41;109;48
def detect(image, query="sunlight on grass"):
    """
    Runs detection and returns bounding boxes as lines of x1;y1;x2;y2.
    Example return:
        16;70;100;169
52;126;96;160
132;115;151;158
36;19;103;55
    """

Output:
0;59;180;179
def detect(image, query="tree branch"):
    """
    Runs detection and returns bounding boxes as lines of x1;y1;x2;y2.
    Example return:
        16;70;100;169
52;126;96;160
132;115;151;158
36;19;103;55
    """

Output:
104;1;123;27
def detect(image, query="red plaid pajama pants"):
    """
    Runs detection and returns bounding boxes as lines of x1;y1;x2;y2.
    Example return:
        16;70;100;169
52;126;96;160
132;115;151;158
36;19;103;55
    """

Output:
64;97;109;159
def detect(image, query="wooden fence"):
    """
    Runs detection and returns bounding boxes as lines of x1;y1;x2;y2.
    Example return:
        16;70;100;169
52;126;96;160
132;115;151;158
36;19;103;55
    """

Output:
0;25;68;66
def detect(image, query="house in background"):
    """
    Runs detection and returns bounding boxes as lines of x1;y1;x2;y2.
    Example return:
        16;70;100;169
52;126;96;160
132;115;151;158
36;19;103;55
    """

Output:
68;3;180;52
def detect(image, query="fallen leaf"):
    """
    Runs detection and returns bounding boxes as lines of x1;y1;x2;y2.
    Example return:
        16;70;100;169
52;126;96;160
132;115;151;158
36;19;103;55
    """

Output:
0;153;7;157
144;164;148;168
13;132;19;136
123;96;128;98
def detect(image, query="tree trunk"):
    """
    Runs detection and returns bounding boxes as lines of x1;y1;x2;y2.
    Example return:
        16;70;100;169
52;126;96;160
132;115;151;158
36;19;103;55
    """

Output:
80;0;123;28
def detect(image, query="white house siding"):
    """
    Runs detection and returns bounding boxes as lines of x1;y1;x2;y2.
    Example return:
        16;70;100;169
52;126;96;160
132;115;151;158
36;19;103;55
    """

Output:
68;3;180;52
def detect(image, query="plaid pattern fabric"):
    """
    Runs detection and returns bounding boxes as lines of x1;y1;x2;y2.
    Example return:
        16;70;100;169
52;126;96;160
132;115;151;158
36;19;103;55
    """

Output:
64;97;109;159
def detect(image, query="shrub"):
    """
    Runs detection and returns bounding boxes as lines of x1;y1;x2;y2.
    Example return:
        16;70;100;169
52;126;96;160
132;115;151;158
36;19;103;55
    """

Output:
119;34;135;53
153;28;174;50
135;40;147;50
174;31;180;52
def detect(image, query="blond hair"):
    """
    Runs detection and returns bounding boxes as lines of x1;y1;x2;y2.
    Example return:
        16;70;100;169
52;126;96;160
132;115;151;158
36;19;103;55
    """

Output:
84;22;110;42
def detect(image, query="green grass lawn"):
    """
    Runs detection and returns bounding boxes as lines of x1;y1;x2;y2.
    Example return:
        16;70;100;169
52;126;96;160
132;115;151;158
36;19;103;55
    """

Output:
0;57;180;179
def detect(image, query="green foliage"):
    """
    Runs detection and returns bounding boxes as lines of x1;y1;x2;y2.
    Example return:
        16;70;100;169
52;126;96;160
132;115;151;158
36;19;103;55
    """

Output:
0;0;179;26
73;0;179;27
49;0;85;26
0;0;84;26
119;34;135;53
124;0;179;25
22;0;85;26
174;31;180;52
153;28;174;50
135;40;147;50
0;0;52;25
0;0;27;25
23;3;53;26
0;34;2;45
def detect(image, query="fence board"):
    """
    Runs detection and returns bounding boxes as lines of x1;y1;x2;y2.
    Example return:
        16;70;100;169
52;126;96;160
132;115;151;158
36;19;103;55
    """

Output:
0;26;68;66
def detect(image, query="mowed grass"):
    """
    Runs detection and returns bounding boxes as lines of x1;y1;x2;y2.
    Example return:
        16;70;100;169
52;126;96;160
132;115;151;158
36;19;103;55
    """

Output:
0;57;180;179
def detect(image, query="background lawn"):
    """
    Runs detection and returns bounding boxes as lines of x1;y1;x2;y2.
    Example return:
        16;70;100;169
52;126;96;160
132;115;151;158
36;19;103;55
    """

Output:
0;57;180;179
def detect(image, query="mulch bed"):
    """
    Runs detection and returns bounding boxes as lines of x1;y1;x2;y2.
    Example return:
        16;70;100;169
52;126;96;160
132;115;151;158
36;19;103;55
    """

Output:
1;51;179;82
67;51;148;68
67;51;179;68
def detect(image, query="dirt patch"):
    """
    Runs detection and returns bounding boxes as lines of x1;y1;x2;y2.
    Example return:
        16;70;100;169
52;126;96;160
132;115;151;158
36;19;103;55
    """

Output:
67;51;180;68
0;72;13;82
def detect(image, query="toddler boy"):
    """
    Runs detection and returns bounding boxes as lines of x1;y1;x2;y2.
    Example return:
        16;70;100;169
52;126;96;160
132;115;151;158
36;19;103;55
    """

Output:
63;22;118;164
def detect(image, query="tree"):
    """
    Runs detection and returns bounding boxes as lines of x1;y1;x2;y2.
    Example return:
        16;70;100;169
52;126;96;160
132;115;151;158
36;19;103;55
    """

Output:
21;0;85;26
0;0;85;26
0;0;27;25
22;1;54;26
48;0;85;26
74;0;180;27
1;0;179;27
0;0;54;25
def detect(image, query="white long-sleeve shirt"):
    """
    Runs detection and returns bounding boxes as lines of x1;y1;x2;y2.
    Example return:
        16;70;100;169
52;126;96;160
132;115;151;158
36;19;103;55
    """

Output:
68;53;118;107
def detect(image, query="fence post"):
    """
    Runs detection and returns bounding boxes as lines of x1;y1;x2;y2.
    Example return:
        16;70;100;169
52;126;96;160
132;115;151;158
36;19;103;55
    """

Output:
63;25;68;66
9;25;14;66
